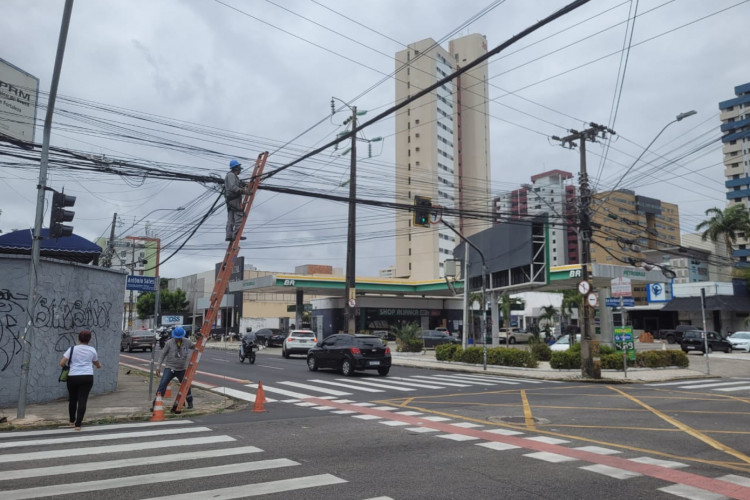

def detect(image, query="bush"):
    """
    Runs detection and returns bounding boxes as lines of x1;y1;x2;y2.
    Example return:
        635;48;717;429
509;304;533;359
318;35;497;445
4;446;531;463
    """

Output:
600;353;634;370
487;347;538;368
436;343;460;361
459;346;485;364
668;350;689;368
397;338;424;353
599;349;689;370
530;342;552;362
550;350;581;369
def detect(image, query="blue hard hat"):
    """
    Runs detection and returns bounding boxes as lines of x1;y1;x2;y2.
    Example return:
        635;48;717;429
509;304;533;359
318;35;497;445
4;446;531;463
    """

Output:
229;159;242;170
172;326;186;338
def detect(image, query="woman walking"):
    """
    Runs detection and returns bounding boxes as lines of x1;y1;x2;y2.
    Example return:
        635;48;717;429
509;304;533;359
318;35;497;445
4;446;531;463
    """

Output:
59;330;102;430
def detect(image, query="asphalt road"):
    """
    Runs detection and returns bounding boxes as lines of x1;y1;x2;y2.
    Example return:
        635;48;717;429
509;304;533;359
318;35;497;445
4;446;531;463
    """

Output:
63;345;748;498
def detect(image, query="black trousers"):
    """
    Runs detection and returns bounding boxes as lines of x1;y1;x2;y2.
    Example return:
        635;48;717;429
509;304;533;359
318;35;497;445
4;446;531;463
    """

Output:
67;374;94;426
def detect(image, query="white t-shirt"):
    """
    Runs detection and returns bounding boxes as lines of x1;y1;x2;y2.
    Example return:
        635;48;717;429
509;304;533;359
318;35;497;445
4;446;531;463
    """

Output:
63;345;98;376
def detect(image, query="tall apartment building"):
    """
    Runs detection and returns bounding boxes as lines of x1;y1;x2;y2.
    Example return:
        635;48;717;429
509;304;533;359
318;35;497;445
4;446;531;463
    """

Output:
394;34;492;280
720;82;750;262
590;190;680;265
493;169;578;266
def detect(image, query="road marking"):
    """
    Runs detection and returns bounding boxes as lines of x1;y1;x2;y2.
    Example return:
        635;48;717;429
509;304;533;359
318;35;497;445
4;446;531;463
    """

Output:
331;378;415;391
0;427;213;450
279;381;351;396
425;375;502;386
573;446;621;455
608;385;750;465
1;445;263;481
527;436;570;445
246;383;310;399
0;435;236;464
409;376;472;387
629;457;688;468
211;387;277;402
0;420;194;439
142;474;348;500
383;377;457;389
649;379;717;386
437;433;479;441
581;464;642;480
715;385;750;392
525;451;578;463
679;381;750;389
476;441;520;451
0;460;301;500
658;484;726;499
520;390;536;430
308;379;384;392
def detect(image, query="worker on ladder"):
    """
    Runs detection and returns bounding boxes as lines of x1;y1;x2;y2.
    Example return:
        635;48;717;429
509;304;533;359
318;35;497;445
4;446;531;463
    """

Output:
225;159;249;241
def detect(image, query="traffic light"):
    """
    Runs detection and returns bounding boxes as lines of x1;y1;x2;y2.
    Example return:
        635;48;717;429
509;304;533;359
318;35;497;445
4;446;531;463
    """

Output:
413;195;432;227
49;190;76;239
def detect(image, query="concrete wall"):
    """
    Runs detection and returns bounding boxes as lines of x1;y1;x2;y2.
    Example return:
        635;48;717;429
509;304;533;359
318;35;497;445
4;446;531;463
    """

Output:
0;255;126;407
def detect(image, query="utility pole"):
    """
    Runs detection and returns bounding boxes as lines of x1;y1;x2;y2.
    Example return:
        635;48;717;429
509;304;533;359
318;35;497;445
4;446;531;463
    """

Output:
17;0;74;419
101;212;117;268
552;123;615;379
344;106;357;334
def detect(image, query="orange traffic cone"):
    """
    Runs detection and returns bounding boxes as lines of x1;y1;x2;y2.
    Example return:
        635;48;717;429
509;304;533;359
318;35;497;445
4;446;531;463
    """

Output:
164;385;172;398
151;392;165;421
252;381;267;413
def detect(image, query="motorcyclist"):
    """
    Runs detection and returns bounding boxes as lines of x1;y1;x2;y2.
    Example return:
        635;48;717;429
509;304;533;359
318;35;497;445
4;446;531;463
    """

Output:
240;329;257;358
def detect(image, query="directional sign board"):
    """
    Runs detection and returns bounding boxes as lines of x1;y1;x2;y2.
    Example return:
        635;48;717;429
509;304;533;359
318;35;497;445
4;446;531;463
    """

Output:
614;326;636;361
606;296;635;308
611;277;632;297
126;275;156;291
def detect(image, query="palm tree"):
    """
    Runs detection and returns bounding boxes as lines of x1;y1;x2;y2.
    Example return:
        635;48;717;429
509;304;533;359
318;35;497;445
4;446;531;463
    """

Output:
696;204;750;256
560;289;582;333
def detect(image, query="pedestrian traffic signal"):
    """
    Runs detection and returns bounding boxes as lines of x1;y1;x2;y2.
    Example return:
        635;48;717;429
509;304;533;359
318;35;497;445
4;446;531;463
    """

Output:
413;195;432;227
49;190;76;238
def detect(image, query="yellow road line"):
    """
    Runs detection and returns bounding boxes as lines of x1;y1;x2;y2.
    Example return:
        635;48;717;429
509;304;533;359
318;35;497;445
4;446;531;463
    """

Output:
609;386;750;465
520;390;536;430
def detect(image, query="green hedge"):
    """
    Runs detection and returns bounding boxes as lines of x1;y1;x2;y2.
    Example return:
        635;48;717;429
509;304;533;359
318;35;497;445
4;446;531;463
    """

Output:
550;350;581;369
435;343;460;361
530;342;552;362
397;338;424;352
434;345;538;368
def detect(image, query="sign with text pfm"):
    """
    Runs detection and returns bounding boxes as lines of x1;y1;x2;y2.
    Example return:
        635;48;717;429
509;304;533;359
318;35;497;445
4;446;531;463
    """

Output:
126;275;156;292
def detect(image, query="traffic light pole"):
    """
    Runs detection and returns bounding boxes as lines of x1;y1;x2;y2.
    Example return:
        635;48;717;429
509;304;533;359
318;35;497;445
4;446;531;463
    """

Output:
17;0;74;419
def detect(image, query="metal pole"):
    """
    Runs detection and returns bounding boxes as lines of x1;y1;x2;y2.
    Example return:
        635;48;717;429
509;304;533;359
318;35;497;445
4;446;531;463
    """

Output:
700;287;709;375
148;276;160;400
17;0;75;419
578;136;596;378
462;252;469;350
344;106;357;334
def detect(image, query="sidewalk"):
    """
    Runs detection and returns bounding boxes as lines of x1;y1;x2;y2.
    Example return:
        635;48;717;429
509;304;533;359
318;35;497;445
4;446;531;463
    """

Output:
0;341;708;430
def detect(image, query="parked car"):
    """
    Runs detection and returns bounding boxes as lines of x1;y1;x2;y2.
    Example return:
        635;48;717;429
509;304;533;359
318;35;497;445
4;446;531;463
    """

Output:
282;329;317;358
307;334;392;376
727;331;750;352
498;328;533;344
254;328;285;347
120;329;156;352
373;330;396;341
421;330;461;348
550;334;581;352
680;330;732;354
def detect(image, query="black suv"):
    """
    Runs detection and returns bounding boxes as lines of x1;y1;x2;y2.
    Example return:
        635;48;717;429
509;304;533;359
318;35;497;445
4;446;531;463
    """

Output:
680;330;732;354
254;328;285;347
307;334;391;376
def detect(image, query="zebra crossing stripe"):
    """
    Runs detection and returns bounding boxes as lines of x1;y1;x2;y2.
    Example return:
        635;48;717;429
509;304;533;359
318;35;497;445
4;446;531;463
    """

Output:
0;420;194;439
649;379;708;386
424;375;499;386
678;380;750;389
0;459;299;500
140;474;348;499
211;386;278;402
408;376;472;387
716;385;750;392
375;377;449;389
309;379;385;393
0;427;213;450
441;374;520;385
246;383;311;400
0;436;236;464
331;379;414;391
278;381;352;396
1;445;263;481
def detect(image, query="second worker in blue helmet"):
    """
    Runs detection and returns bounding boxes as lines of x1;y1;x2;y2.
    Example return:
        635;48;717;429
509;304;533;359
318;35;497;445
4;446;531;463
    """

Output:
225;159;249;241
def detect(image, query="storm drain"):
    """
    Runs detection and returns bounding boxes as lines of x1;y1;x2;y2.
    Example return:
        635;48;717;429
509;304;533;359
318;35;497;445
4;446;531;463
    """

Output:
488;415;550;425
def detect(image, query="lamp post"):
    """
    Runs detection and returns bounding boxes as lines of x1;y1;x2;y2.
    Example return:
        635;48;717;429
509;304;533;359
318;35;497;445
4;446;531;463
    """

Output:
330;98;381;334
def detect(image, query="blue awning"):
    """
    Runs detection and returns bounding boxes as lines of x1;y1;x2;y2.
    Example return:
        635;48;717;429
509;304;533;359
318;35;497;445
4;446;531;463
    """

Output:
0;228;103;264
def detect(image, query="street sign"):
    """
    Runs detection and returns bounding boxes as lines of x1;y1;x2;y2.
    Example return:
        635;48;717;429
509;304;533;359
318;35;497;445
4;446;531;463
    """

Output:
126;275;156;291
622;297;635;307
614;326;636;361
605;297;620;308
611;277;632;297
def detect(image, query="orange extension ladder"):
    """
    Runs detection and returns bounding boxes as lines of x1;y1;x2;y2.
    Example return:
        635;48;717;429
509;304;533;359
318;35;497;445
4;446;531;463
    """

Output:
171;151;268;414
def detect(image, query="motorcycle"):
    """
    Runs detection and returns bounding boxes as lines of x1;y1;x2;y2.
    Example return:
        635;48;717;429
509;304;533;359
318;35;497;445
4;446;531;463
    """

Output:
157;327;172;349
239;336;257;364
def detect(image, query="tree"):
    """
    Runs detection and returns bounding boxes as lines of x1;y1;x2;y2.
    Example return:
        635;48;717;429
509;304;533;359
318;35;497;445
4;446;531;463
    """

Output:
696;204;750;256
560;289;582;332
136;288;189;319
538;305;559;338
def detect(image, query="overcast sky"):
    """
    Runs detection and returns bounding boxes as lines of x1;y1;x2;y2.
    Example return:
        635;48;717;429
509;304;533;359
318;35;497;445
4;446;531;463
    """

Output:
1;0;748;281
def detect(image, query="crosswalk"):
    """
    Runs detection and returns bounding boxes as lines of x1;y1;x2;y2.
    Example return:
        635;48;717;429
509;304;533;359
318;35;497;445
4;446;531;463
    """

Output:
0;420;388;500
647;378;750;394
208;373;556;405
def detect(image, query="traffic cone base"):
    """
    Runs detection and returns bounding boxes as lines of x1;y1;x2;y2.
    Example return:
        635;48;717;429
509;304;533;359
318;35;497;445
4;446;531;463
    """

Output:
151;392;165;421
253;381;267;412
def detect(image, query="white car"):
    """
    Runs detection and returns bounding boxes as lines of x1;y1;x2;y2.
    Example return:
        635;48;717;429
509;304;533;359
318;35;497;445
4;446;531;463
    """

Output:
728;331;750;352
550;334;581;352
498;328;533;344
282;330;317;358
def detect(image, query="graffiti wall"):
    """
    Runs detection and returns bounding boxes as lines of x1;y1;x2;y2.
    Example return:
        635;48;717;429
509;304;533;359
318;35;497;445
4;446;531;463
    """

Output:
0;255;126;407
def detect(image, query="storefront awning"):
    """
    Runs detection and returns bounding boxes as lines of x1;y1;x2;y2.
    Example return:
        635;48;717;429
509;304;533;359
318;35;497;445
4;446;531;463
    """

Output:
660;295;750;312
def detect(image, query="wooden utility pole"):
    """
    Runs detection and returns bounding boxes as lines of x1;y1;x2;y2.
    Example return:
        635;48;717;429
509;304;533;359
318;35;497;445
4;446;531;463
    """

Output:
552;123;615;379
